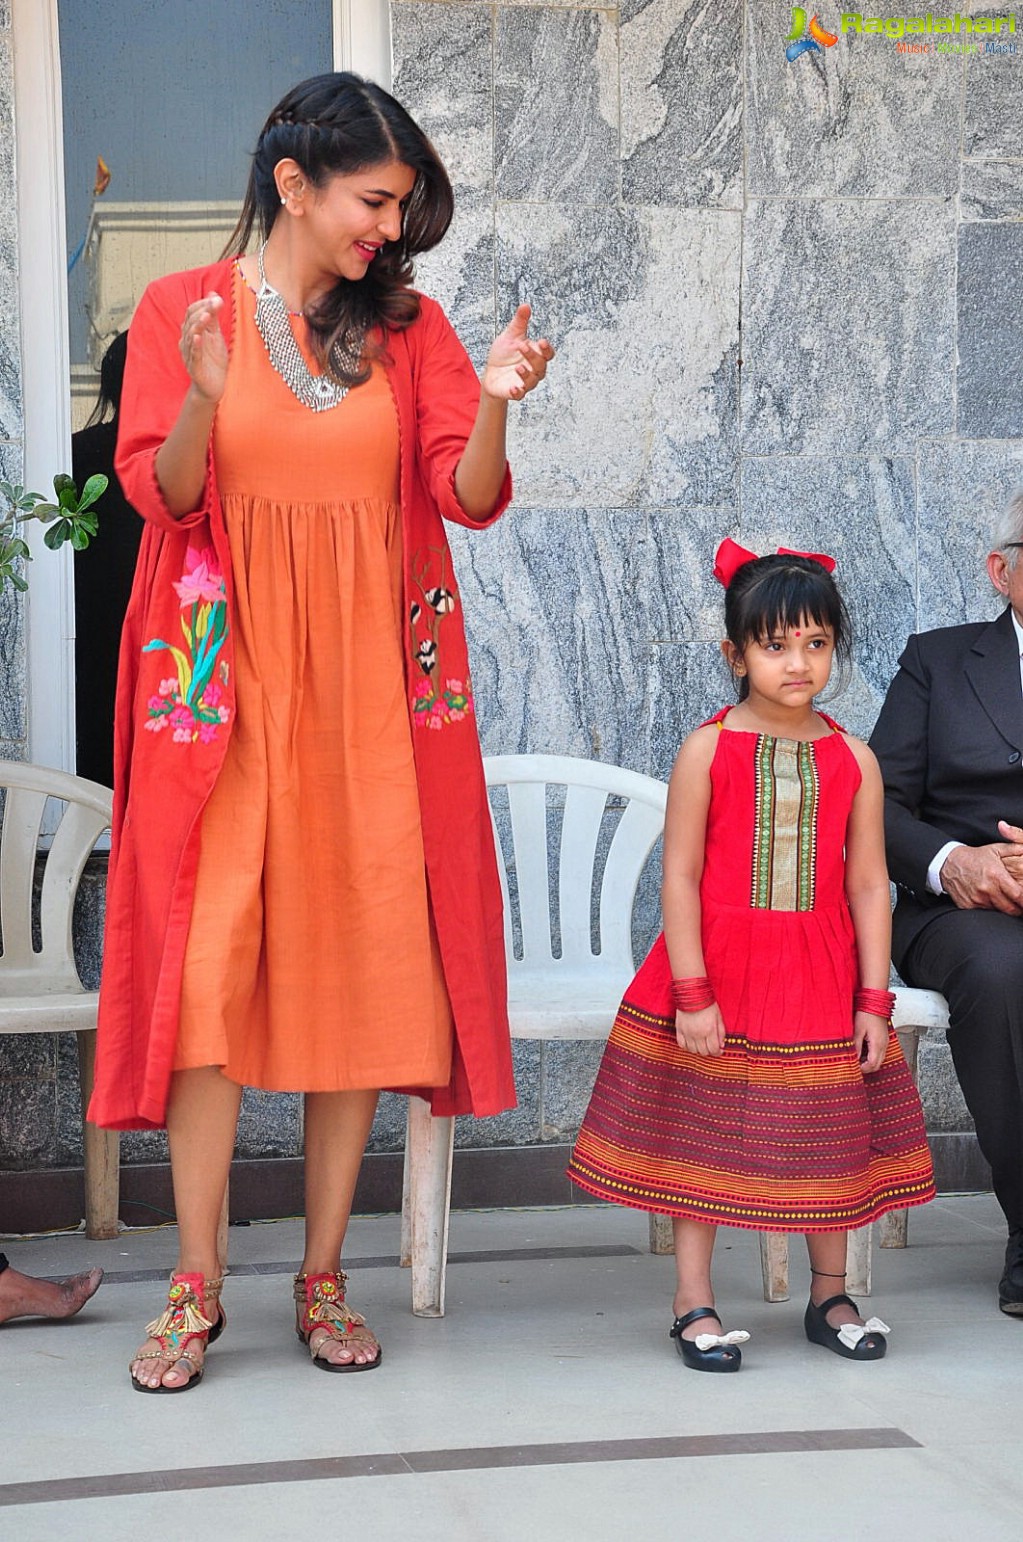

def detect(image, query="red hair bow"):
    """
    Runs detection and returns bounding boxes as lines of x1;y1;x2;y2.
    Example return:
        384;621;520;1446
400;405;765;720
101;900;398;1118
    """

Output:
713;538;837;589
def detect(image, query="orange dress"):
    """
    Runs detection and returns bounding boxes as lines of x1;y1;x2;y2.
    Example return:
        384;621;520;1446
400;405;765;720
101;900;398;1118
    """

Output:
174;265;453;1090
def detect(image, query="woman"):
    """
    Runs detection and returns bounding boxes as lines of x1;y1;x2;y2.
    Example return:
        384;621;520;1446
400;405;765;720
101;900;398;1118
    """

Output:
88;71;553;1391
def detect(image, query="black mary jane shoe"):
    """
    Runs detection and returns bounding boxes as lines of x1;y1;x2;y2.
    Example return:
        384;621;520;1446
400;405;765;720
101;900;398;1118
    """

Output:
804;1293;888;1361
669;1306;746;1373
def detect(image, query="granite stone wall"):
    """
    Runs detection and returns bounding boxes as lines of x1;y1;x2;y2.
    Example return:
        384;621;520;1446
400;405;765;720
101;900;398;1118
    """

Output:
3;1;1022;1190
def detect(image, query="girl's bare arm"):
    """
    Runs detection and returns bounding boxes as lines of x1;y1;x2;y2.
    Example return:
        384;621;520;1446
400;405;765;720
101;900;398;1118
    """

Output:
844;738;894;1072
662;726;724;1056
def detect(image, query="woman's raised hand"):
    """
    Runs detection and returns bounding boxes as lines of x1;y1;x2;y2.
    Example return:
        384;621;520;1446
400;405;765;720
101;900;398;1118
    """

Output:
180;293;229;404
482;304;555;402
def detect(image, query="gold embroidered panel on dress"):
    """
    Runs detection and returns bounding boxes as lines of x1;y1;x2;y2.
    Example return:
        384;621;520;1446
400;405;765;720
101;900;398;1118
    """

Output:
750;737;819;911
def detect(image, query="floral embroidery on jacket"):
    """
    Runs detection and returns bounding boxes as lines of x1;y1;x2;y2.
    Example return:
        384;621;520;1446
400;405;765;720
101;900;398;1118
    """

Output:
142;546;231;744
409;548;475;731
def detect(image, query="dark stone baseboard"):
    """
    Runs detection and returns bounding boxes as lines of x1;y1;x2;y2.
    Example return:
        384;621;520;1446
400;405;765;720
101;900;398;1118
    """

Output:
0;1133;994;1236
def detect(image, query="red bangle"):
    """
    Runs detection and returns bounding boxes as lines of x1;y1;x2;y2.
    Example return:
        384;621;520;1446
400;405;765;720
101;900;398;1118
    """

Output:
671;977;715;1012
854;988;896;1020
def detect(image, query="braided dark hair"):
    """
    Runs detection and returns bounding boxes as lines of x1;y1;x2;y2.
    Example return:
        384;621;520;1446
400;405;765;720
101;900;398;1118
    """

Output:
223;72;454;384
723;554;852;702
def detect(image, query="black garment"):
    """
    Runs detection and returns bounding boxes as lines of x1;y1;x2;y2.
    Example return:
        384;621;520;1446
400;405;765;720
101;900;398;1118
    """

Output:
72;418;141;789
0;1253;8;1274
870;607;1023;1229
901;908;1023;1226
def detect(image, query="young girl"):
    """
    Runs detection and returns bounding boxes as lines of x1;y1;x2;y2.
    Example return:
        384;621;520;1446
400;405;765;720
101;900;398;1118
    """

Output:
568;540;935;1371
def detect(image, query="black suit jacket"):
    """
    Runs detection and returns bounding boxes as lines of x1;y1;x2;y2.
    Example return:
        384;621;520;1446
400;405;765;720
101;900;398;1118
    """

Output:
868;606;1023;969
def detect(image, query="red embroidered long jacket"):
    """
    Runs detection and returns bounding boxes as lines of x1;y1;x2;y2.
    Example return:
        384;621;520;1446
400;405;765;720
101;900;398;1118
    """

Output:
88;258;514;1129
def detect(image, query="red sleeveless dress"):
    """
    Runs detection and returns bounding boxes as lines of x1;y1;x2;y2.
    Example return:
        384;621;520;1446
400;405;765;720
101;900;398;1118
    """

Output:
568;710;935;1232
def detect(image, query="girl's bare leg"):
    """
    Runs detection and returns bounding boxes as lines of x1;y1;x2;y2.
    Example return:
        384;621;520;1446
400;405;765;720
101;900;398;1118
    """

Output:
298;1088;380;1367
131;1066;242;1389
672;1217;719;1339
806;1231;868;1329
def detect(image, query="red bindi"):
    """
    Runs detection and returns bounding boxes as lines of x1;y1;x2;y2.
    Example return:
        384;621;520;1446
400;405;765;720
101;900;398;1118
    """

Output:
794;629;801;636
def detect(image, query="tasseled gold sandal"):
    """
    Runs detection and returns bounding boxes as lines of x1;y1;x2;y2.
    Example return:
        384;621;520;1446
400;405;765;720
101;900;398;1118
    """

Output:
130;1272;226;1393
294;1270;382;1373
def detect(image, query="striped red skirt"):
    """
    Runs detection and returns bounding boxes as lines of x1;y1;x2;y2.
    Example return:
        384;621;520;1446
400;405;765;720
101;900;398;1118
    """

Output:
567;935;936;1232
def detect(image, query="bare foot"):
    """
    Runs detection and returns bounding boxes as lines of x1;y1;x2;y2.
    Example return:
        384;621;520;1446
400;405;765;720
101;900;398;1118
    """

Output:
130;1332;208;1391
0;1264;103;1324
306;1318;381;1369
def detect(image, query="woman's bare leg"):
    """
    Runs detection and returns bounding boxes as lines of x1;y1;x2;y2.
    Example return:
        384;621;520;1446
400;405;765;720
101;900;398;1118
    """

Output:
130;1067;241;1389
298;1088;380;1367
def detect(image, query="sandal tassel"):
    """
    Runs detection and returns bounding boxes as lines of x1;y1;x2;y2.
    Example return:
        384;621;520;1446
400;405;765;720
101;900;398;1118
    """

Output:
144;1290;215;1342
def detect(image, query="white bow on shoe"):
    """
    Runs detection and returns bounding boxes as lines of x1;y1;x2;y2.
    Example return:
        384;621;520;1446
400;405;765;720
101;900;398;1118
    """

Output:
694;1329;752;1352
836;1317;890;1351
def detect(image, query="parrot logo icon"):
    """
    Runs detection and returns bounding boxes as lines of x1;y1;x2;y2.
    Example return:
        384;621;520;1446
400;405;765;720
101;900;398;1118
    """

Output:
785;7;839;61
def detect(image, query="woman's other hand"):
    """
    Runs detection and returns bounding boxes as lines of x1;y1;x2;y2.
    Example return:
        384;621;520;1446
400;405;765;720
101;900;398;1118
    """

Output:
180;293;229;404
482;304;554;402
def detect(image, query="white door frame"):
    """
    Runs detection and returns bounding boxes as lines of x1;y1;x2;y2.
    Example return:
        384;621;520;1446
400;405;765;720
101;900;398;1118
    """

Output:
12;0;390;772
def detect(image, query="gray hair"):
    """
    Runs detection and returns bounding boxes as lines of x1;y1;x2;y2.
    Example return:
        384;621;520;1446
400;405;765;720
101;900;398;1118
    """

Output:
992;488;1023;569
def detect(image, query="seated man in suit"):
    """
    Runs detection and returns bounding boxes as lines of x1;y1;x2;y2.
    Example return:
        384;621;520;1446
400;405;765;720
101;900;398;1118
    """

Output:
870;496;1023;1316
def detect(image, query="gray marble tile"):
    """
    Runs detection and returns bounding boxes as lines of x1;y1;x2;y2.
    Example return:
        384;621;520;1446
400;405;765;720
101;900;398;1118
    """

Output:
540;1039;605;1140
118;1127;170;1166
916;439;1023;630
740;455;918;724
0;1035;55;1081
454;1037;541;1146
497;204;740;508
0;496;26;740
0;34;20;442
450;504;729;773
0;1074;55;1167
621;0;742;210
392;2;493;195
963;14;1023;158
643;641;733;781
741;199;955;456
917;1031;973;1133
746;0;963;197
55;1034;88;1167
235;1089;303;1159
71;863;106;992
961;160;1023;222
495;7;618;203
0;4;9;30
0;440;25;747
369;1091;410;1153
958;223;1023;439
412;194;496;372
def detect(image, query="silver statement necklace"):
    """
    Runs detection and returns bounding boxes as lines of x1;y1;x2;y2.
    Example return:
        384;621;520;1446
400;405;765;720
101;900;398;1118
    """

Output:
254;242;364;412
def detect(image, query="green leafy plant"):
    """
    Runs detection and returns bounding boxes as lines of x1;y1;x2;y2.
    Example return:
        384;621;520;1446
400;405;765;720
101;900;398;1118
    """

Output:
0;474;107;592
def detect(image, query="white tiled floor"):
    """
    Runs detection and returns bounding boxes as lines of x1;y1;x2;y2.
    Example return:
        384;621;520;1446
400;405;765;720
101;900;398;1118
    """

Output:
2;1194;1020;1540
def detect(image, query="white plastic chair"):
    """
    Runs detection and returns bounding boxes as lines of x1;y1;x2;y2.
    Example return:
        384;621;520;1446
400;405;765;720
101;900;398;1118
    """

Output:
0;761;118;1239
401;754;667;1316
